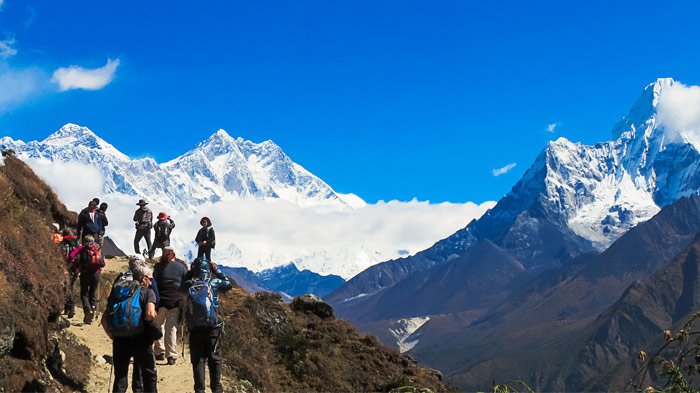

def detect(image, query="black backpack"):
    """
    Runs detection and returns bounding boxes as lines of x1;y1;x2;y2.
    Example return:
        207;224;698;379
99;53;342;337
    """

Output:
155;221;170;239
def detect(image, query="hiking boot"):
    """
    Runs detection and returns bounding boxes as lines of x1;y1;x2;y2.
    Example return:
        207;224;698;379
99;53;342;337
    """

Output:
167;357;176;365
83;313;92;325
155;353;166;361
67;308;75;319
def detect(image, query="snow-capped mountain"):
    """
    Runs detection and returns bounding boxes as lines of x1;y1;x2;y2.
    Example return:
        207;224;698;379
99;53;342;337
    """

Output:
1;124;361;211
329;77;700;306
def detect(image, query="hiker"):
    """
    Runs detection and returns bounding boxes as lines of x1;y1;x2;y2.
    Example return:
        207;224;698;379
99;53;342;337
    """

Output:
69;234;105;324
153;246;187;365
102;264;160;393
98;202;109;247
77;200;103;243
149;212;175;259
60;228;80;318
110;255;158;393
133;199;154;257
195;217;215;261
181;257;232;393
51;223;63;244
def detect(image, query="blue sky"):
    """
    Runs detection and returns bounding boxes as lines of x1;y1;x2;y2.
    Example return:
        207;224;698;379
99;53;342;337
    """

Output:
1;1;700;203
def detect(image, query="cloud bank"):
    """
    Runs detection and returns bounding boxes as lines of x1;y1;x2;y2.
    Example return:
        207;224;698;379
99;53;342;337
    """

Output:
52;58;120;91
27;159;495;278
492;162;516;176
657;81;700;149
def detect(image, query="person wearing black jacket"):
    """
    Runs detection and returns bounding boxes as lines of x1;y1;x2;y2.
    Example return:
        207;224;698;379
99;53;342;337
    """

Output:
133;199;153;256
102;264;160;393
153;247;188;365
181;257;232;393
194;217;215;261
77;200;103;243
97;202;109;247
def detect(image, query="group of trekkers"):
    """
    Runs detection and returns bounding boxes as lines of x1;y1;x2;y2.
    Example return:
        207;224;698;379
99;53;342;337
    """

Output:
53;197;231;393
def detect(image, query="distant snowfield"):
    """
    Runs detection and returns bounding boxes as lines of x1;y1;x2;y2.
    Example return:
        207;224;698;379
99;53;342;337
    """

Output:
28;157;494;279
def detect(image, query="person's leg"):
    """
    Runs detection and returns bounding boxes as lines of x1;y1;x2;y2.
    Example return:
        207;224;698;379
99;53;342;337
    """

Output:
131;361;143;393
189;329;207;393
144;230;153;256
153;308;167;359
79;273;91;316
196;246;204;258
134;337;158;393
204;246;211;262
207;328;223;393
112;338;132;393
134;229;144;254
88;271;100;311
65;271;76;316
165;307;180;360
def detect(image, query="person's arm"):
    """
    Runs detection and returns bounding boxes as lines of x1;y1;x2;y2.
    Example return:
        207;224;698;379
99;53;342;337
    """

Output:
69;245;84;270
211;264;233;292
169;219;175;229
209;227;216;248
101;312;113;339
133;210;139;222
145;302;157;321
101;212;109;227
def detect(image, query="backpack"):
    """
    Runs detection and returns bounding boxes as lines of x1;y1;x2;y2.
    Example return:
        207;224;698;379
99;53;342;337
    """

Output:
155;221;170;239
107;280;144;337
185;280;218;328
60;241;78;263
80;242;103;269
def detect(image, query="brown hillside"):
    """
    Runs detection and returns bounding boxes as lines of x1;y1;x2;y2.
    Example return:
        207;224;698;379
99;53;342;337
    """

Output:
219;290;447;392
0;153;88;392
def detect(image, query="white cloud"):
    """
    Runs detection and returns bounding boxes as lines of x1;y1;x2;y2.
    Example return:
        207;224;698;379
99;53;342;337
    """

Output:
21;158;495;279
657;81;700;150
0;37;17;58
52;58;120;91
492;162;516;176
546;123;558;133
0;64;48;113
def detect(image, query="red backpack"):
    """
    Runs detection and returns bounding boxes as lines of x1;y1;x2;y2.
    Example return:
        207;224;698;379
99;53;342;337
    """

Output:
81;242;104;269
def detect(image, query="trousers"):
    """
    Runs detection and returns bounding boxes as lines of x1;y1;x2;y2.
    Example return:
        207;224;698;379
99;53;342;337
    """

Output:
189;326;222;393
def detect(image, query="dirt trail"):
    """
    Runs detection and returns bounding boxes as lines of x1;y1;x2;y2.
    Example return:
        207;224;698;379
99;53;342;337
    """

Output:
66;257;228;393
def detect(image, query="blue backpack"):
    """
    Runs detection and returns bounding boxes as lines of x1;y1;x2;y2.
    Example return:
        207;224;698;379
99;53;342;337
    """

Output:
185;281;218;328
108;279;144;337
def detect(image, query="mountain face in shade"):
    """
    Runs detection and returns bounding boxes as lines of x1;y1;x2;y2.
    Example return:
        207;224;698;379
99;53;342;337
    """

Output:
220;263;345;299
328;78;700;321
408;196;700;391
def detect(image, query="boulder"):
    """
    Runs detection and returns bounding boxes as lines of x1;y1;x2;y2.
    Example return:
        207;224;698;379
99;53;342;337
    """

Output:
291;294;334;319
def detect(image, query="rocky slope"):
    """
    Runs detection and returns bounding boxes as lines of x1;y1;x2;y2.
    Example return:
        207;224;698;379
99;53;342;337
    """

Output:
0;152;89;392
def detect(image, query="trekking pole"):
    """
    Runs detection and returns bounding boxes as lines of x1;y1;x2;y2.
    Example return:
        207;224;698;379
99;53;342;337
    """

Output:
107;361;113;393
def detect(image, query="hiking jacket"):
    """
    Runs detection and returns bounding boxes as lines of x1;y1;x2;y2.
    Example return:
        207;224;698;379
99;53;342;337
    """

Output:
77;208;103;238
153;258;187;309
133;207;153;230
153;218;175;247
195;226;216;249
181;261;232;310
97;210;108;235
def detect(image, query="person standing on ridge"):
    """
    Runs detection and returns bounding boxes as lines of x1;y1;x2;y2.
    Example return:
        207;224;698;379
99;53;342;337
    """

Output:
77;200;103;243
181;257;232;393
150;212;175;259
133;199;153;257
97;202;109;247
153;246;187;365
195;217;215;261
